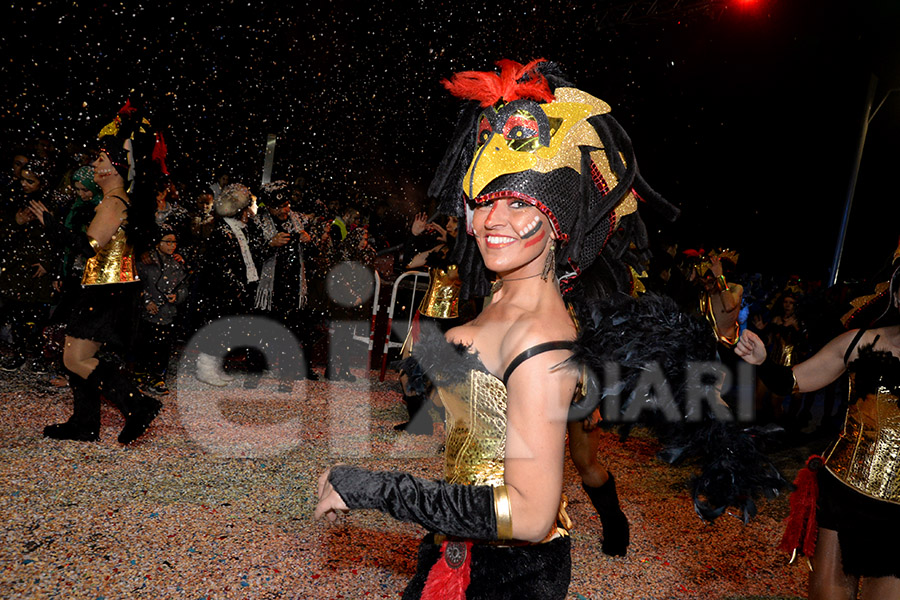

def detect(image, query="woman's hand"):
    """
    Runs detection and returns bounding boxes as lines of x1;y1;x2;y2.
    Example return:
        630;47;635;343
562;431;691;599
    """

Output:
27;200;48;226
734;330;767;365
146;301;159;315
430;222;447;242
314;467;349;522
410;212;429;236
31;263;47;278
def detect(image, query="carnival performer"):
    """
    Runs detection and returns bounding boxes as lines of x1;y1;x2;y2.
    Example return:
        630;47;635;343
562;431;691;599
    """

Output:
735;244;900;600
315;59;710;597
30;121;163;444
395;212;464;434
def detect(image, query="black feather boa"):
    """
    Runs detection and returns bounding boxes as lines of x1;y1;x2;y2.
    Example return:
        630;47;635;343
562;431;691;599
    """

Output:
848;343;900;399
568;292;787;521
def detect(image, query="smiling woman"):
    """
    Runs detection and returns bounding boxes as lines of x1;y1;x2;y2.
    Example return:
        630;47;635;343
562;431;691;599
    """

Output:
314;59;693;598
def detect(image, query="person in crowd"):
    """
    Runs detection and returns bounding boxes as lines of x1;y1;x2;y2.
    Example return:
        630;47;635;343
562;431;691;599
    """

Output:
194;182;261;386
29;125;163;444
209;168;230;198
330;204;359;243
248;180;319;389
315;59;696;596
735;243;900;600
152;177;191;242
324;225;376;382
134;225;189;395
5;147;29;193
0;158;59;374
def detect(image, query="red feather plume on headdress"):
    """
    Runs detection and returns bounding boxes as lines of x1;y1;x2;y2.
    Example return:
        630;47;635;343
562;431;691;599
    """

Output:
440;58;555;107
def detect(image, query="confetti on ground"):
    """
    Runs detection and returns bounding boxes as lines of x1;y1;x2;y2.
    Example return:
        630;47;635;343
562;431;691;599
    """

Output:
0;364;807;599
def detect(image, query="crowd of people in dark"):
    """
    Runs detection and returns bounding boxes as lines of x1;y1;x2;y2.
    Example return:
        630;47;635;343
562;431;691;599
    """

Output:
0;133;413;399
0;131;891;450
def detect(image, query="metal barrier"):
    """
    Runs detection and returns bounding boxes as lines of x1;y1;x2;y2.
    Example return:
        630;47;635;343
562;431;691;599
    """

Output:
349;270;381;370
378;270;429;381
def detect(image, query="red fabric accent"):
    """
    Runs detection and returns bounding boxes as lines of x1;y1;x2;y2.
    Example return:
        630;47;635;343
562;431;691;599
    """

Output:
778;455;822;557
420;541;473;600
441;59;554;108
152;132;170;175
411;310;421;344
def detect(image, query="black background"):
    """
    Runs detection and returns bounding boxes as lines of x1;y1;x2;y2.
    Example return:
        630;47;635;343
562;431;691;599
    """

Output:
4;0;900;282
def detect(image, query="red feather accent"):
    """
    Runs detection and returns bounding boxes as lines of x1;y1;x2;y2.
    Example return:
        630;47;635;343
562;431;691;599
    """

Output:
441;59;554;107
118;99;137;116
420;541;473;600
152;132;170;175
778;455;822;558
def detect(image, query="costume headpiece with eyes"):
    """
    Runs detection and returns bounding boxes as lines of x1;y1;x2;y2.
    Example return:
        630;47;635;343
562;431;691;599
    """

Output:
429;59;678;298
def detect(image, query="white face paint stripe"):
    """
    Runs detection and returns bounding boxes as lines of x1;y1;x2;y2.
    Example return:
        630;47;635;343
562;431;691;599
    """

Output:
517;216;541;237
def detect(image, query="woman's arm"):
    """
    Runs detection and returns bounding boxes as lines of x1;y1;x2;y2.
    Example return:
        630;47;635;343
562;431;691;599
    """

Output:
502;348;575;542
86;196;128;248
736;328;857;394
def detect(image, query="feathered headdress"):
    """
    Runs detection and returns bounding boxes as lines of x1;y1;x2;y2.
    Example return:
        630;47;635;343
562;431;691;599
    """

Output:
428;59;677;298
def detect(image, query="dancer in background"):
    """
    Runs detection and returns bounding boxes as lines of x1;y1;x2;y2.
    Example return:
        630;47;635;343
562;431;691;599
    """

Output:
736;243;900;600
30;115;164;444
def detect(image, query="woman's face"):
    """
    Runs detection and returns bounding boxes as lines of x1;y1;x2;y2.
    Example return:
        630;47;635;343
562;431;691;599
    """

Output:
782;296;796;316
20;171;43;195
92;152;123;187
158;234;177;256
471;196;554;276
446;215;459;238
73;181;94;201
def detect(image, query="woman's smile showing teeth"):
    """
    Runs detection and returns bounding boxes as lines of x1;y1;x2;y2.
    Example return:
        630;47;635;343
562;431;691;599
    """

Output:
486;235;516;248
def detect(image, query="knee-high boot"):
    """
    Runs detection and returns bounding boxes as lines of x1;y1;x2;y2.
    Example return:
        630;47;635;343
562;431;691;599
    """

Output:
583;473;630;557
43;368;101;441
93;358;162;445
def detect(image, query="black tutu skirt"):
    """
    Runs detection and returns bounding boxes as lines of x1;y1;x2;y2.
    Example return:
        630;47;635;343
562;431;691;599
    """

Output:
66;282;141;351
401;534;571;600
818;467;900;579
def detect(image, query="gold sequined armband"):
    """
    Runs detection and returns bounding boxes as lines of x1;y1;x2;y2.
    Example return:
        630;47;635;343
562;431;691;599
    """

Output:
88;236;101;253
493;485;513;540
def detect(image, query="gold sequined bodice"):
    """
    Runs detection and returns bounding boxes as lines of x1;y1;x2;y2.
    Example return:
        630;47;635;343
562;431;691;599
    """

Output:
436;368;509;486
81;226;138;286
824;347;900;503
418;265;462;319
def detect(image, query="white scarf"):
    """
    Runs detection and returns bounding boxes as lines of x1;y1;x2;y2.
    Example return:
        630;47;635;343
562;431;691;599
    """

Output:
254;210;306;311
223;217;259;283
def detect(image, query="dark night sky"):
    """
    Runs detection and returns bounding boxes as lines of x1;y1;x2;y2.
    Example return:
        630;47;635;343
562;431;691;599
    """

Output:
4;0;900;282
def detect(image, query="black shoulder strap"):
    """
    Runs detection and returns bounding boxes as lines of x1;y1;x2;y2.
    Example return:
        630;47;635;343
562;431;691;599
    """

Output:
502;341;574;386
844;328;869;366
107;194;130;209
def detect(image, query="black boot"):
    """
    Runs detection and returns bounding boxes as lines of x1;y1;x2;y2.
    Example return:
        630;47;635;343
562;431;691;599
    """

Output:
393;394;432;435
43;368;101;442
94;359;162;445
583;474;630;557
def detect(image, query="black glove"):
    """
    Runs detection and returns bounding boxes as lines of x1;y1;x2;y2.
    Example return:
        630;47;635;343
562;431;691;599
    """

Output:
756;359;796;396
329;466;498;540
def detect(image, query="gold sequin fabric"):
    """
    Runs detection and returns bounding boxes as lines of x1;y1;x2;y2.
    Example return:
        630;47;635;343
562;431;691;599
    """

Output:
82;226;138;286
825;348;900;504
437;369;508;487
418;265;461;319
